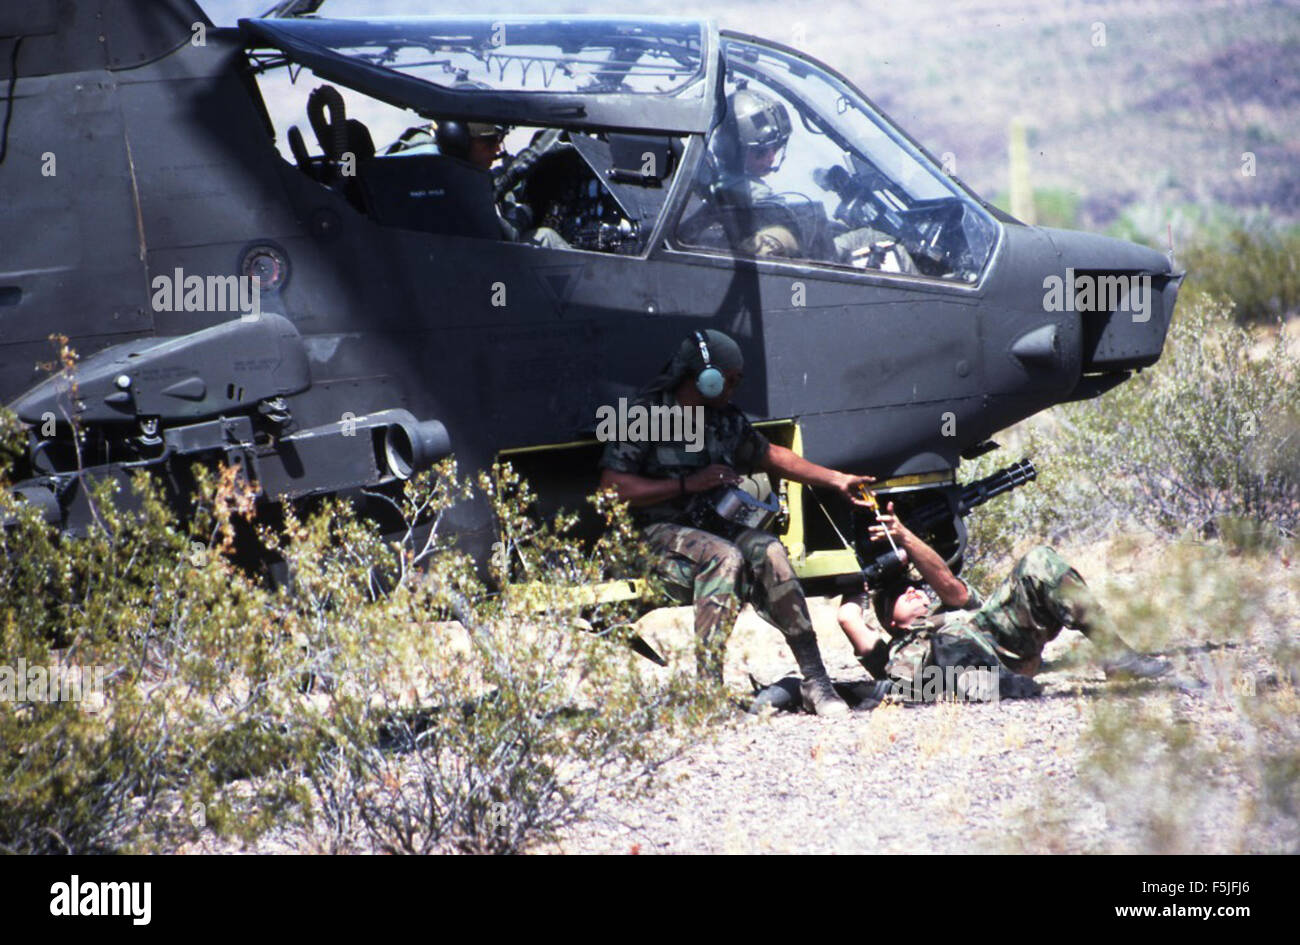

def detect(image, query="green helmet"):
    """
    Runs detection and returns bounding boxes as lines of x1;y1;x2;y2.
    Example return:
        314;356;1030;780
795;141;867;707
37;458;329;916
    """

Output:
729;88;792;151
465;122;506;139
714;88;791;173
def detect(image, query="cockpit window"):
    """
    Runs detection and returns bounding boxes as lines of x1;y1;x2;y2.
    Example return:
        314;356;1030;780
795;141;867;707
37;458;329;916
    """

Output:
255;17;706;97
673;36;998;283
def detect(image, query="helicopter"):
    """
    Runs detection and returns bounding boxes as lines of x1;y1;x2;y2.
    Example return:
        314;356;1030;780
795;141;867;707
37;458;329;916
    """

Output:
0;0;1181;595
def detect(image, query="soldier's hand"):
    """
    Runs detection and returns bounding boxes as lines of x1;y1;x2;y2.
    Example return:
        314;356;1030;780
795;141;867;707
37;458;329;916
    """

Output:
685;464;741;494
836;473;877;508
867;501;910;543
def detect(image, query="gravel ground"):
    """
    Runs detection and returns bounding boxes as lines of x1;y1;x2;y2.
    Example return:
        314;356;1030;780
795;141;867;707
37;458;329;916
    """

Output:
541;545;1300;855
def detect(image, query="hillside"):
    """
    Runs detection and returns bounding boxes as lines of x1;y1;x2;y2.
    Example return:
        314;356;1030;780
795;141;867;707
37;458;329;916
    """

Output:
211;0;1300;239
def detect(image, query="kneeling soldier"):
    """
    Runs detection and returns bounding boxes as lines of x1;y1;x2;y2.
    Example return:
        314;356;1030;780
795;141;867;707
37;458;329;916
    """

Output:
600;330;875;716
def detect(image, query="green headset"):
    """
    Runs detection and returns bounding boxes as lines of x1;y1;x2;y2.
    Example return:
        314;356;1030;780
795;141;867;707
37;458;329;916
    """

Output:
692;330;726;398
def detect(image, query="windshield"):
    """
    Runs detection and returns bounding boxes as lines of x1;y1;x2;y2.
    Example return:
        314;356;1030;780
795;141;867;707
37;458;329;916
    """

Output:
674;36;998;282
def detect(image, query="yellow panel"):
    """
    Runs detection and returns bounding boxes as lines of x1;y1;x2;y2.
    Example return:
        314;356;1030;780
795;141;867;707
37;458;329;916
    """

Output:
504;577;646;613
781;422;806;564
876;470;955;491
794;548;861;580
498;438;597;456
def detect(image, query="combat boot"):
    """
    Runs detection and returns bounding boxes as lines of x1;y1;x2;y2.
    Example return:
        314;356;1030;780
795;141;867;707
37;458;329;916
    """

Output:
1101;650;1172;680
1060;576;1172;682
788;635;849;717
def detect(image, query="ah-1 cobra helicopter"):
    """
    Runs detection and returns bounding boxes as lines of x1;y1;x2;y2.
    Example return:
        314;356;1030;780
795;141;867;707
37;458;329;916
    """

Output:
0;0;1181;595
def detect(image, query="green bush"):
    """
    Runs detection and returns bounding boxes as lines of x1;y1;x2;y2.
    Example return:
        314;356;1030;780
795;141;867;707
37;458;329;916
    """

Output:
0;412;704;854
1184;227;1300;325
962;291;1298;587
0;461;311;853
986;187;1081;230
292;464;707;854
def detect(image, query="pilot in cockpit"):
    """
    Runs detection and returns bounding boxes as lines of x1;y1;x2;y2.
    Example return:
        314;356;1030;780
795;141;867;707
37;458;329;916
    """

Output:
387;94;571;249
708;87;918;273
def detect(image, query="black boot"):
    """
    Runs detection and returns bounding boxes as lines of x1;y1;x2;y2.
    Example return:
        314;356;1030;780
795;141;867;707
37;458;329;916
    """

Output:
1057;573;1172;681
844;678;896;711
1101;650;1173;680
788;634;849;717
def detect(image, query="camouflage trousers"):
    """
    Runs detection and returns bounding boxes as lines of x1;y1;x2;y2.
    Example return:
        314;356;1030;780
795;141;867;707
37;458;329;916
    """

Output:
886;545;1123;690
921;545;1118;678
972;544;1129;674
641;522;815;682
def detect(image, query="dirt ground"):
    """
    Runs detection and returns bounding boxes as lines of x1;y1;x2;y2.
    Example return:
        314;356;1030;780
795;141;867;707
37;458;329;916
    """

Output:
542;534;1300;854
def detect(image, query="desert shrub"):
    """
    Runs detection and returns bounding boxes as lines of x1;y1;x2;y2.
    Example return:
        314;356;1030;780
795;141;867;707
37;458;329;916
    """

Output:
1184;226;1300;325
1;413;703;854
0;455;311;853
1058;292;1298;536
962;291;1298;585
301;464;707;854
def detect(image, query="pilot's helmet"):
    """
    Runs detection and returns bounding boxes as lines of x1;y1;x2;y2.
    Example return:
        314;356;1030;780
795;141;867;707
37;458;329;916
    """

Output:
466;122;507;140
715;88;792;173
436;77;507;159
436;119;507;160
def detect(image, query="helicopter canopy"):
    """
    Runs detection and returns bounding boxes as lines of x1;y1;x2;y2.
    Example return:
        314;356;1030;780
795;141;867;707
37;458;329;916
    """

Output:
240;15;720;134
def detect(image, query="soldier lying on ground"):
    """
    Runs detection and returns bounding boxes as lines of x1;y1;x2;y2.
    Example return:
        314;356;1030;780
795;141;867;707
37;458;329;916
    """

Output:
832;502;1172;705
599;330;876;716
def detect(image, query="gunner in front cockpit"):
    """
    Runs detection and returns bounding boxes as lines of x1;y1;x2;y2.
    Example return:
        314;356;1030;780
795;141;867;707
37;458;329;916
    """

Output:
709;88;799;257
710;87;917;272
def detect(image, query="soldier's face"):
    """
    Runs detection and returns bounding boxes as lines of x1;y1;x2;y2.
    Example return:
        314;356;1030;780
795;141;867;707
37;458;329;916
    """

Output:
468;134;503;170
744;143;781;177
891;586;930;628
701;369;744;406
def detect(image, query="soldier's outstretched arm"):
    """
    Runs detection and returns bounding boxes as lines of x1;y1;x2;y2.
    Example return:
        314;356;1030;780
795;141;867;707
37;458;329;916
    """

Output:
760;444;875;508
837;595;887;656
599;466;741;507
870;503;969;607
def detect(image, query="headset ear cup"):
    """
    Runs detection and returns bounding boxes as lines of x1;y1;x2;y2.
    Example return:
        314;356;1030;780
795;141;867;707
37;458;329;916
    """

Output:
696;366;725;398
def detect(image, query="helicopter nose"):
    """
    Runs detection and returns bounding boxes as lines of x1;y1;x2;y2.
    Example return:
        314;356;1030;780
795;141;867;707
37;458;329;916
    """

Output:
1038;227;1182;376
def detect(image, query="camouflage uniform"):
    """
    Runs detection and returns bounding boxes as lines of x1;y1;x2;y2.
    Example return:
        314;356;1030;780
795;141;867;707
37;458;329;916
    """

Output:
713;174;917;269
600;390;817;682
712;174;797;258
846;545;1118;694
599;389;770;526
